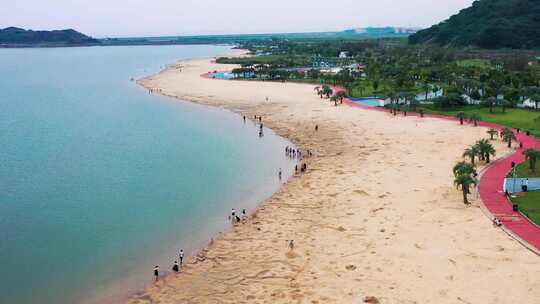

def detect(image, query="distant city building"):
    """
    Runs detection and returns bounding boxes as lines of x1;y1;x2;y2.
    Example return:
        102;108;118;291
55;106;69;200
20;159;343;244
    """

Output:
347;27;421;35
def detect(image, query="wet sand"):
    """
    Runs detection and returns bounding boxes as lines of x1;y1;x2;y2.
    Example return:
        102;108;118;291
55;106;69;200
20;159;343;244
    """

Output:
129;55;540;304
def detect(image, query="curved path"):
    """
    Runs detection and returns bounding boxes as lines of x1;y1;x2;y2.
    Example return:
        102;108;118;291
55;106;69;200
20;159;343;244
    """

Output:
344;97;540;253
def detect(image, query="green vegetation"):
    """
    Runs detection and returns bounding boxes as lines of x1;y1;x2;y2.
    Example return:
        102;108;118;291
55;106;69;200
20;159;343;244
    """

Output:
418;106;540;138
509;148;540;177
509;160;540;178
453;161;478;205
409;0;540;49
0;27;99;46
510;190;540;226
456;59;492;69
216;55;311;67
212;27;539;136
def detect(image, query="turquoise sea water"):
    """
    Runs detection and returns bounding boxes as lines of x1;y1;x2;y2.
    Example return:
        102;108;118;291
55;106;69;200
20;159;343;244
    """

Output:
0;45;294;304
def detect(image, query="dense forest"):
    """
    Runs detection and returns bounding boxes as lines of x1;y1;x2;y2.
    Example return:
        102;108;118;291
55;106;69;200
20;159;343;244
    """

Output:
409;0;540;49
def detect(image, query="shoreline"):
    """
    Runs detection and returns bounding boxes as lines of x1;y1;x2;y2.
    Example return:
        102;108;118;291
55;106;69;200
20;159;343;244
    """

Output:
128;56;540;304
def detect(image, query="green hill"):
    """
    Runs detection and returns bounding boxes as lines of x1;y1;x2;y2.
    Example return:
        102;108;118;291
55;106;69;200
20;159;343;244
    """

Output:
409;0;540;49
0;27;99;46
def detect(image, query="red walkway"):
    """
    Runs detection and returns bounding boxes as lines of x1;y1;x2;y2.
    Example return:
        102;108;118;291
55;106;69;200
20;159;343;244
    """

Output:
342;96;540;252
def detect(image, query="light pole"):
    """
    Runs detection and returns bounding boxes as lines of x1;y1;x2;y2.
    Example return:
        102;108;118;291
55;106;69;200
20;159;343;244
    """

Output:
512;165;517;194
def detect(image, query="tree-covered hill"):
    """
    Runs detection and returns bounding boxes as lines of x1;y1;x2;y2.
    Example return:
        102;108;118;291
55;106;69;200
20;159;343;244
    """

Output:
0;27;99;46
409;0;540;49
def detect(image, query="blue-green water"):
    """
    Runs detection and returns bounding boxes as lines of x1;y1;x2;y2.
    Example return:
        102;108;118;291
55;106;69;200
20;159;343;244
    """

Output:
0;45;294;304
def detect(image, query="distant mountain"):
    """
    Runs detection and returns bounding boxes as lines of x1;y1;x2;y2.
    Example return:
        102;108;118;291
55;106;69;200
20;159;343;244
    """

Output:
0;27;100;47
409;0;540;49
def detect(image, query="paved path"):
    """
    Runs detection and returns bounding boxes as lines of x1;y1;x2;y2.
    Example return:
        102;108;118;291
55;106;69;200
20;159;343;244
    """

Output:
343;96;540;253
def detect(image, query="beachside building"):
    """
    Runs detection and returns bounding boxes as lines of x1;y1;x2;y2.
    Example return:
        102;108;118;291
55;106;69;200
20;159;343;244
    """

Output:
517;98;538;109
320;67;343;75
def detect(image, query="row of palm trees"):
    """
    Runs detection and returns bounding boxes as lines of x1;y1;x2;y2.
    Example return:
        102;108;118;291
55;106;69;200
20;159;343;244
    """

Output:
456;135;498;204
314;85;333;99
314;85;348;106
456;112;481;126
462;139;496;166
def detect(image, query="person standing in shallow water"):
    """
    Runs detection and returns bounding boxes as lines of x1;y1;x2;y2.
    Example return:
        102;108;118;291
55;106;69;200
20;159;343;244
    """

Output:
229;208;236;222
278;168;282;180
153;265;159;281
179;249;184;266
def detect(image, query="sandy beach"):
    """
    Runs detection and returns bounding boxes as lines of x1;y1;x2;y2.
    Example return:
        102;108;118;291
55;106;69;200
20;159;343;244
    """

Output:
130;55;540;304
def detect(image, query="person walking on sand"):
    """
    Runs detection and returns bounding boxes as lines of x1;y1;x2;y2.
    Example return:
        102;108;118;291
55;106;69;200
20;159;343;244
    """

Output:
179;249;184;266
172;261;179;272
288;240;294;251
154;265;159;281
242;209;247;221
315;125;318;131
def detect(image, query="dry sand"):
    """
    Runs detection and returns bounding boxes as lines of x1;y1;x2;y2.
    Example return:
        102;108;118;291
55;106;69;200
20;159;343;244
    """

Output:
129;55;540;304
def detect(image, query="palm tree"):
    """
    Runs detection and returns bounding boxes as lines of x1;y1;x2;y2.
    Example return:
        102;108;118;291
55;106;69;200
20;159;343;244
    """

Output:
463;145;480;166
487;128;498;140
501;127;516;148
454;173;477;205
523;148;540;174
321;85;333;99
456;112;467;125
476;139;496;163
335;91;347;103
314;86;322;98
469;113;481;127
453;161;476;176
485;97;497;113
330;94;338;106
453;161;477;205
500;99;510;113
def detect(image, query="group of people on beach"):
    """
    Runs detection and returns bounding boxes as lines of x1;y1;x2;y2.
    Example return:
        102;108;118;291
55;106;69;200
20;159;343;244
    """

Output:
153;249;184;281
229;208;248;224
285;146;312;159
243;115;265;137
148;88;162;94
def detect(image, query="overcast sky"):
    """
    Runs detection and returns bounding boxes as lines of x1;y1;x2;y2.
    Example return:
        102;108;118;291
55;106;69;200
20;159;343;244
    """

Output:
2;0;475;38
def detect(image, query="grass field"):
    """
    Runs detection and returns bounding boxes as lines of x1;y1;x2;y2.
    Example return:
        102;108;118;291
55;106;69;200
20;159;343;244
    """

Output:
418;105;540;138
456;59;492;68
510;190;540;226
508;160;540;178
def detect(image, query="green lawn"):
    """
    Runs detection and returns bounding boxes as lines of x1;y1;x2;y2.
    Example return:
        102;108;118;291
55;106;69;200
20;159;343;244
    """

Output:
507;160;540;178
456;59;492;68
350;80;423;98
510;190;540;226
418;105;540;138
